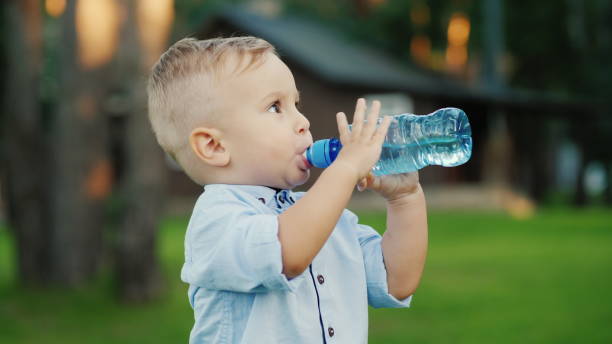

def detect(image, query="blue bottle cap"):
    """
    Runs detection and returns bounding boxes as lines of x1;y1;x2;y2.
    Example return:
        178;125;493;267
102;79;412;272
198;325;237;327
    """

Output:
305;138;343;168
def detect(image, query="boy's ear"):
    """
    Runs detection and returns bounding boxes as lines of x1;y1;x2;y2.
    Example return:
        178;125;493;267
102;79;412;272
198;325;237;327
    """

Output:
189;127;230;167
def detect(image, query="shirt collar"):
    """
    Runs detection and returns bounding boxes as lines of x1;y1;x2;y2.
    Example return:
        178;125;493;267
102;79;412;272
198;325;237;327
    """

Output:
204;184;292;207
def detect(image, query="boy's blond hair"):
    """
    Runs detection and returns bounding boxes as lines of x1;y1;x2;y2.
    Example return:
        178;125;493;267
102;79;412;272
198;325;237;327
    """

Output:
147;36;276;183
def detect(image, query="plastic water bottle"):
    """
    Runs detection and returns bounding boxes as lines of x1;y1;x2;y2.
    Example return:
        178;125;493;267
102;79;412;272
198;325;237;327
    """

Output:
303;107;472;176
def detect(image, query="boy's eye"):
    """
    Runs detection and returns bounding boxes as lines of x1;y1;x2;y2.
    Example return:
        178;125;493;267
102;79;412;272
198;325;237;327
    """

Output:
267;102;281;114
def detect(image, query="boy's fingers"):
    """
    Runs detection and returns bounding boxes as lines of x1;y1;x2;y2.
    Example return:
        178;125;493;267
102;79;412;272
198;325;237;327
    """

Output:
366;171;374;183
363;100;381;138
374;115;392;144
351;98;366;137
336;112;349;140
369;174;381;190
357;172;374;191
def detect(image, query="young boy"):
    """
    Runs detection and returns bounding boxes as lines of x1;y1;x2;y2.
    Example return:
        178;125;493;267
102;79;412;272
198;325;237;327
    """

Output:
147;36;428;343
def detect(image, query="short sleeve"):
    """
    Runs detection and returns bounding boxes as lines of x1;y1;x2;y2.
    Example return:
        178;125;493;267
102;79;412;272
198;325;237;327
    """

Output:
181;196;295;293
343;209;413;308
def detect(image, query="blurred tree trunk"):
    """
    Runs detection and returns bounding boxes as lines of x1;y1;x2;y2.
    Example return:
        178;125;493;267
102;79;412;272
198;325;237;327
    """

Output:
480;0;516;192
603;163;611;206
113;0;167;302
573;156;588;206
1;0;52;285
50;0;111;286
530;118;554;203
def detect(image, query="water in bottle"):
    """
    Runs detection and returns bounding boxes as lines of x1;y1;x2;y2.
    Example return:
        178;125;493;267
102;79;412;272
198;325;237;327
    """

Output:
304;107;472;176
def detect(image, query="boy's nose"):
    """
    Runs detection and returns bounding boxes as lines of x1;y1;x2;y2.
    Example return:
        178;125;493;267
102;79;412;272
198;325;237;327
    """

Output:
296;114;310;135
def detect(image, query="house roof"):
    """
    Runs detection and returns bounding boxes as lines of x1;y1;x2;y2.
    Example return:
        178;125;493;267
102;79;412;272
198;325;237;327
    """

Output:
198;5;589;111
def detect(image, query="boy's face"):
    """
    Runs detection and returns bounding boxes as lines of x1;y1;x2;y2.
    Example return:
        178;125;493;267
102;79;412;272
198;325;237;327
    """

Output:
214;52;313;189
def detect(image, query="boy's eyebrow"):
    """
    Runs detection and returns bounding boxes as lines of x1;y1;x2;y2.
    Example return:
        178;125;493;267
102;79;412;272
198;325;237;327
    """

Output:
261;90;301;103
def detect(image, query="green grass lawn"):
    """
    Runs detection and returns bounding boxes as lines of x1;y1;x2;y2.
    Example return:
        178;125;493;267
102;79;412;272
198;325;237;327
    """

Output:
1;208;611;343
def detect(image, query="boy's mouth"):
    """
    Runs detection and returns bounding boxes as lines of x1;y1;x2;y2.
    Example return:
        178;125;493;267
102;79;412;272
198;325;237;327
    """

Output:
298;146;312;170
298;154;311;170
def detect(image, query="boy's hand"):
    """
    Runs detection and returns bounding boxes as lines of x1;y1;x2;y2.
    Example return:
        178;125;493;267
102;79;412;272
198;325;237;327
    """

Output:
358;171;421;202
334;98;392;183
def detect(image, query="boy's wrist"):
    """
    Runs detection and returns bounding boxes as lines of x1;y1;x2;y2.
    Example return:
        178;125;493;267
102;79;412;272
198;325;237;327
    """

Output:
385;184;424;208
329;159;361;184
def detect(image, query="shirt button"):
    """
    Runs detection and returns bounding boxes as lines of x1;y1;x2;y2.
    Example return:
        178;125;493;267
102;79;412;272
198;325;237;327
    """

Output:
317;274;324;285
328;327;335;337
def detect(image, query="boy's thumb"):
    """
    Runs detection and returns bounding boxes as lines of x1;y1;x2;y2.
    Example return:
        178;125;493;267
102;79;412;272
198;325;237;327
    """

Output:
357;177;367;192
357;172;374;192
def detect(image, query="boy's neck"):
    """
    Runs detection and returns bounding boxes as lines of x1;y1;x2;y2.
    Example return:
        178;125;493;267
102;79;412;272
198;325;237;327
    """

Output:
270;186;283;194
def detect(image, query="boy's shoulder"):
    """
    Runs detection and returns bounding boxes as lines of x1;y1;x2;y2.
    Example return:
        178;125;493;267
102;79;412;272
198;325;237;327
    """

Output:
187;185;273;233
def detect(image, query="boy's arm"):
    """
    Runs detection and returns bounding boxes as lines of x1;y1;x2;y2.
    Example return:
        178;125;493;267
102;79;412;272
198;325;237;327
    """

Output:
278;162;357;277
278;99;391;278
381;184;428;300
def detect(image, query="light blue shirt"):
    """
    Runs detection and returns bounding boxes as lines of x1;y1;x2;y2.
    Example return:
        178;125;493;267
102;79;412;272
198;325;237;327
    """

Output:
181;184;412;344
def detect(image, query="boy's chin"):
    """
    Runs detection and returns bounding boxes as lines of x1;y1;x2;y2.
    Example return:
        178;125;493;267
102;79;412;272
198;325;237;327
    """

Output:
295;170;311;186
262;170;310;190
284;170;310;189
